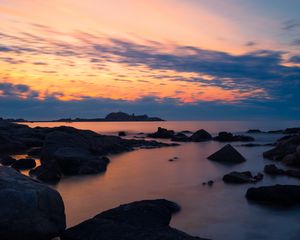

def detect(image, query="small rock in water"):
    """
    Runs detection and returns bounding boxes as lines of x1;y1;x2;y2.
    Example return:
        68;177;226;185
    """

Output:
118;131;126;137
207;180;214;186
11;158;36;170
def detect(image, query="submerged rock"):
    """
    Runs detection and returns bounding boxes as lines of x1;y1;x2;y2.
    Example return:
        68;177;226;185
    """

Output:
246;129;263;133
208;144;246;163
264;164;300;179
0;167;66;239
246;185;300;205
29;165;62;183
61;199;206;240
11;158;36;170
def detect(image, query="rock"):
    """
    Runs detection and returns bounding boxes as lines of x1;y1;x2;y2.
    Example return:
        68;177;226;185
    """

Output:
246;129;263;133
0;167;66;239
223;171;262;183
264;164;300;179
61;199;205;240
11;158;36;170
118;131;126;137
283;128;300;134
264;164;285;175
148;127;175;139
263;134;300;165
51;147;110;175
171;132;190;142
240;143;275;147
0;155;16;166
207;144;246;163
268;130;283;134
27;147;42;157
246;185;300;205
29;165;62;183
207;180;214;186
190;129;212;142
213;132;254;142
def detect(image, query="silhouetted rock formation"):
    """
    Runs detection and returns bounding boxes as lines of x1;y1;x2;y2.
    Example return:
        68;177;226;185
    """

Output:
0;167;66;240
246;185;300;205
208;144;246;163
11;158;36;170
61;199;206;240
190;129;212;142
223;171;263;183
246;129;263;133
148;127;175;139
264;164;300;179
213;132;254;142
263;134;300;166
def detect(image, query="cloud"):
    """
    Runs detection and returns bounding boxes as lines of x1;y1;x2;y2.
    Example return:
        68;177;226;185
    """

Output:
282;19;300;31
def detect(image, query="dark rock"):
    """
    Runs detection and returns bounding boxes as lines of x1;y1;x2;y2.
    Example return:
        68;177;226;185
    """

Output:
246;129;263;133
29;165;62;183
27;147;42;157
0;167;66;239
61;199;205;240
264;164;285;175
171;132;190;142
223;171;262;183
11;158;36;170
268;130;283;134
213;131;254;142
118;131;126;137
190;129;212;142
207;180;214;186
246;185;300;205
208;144;246;163
105;112;164;121
263;134;300;166
283;128;300;134
148;127;175;139
0;155;16;166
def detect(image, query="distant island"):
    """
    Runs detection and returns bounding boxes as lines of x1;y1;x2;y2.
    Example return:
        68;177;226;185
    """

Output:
0;112;165;122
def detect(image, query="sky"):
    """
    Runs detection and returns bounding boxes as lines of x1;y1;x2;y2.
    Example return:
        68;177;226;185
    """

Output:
0;0;300;120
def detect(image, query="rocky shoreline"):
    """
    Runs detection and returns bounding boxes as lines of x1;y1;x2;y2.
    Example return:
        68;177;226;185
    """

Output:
1;122;300;239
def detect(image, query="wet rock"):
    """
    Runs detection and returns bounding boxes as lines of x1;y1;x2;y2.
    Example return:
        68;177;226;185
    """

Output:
0;155;16;166
27;147;42;157
61;199;205;240
190;129;212;142
283;128;300;134
264;164;285;175
223;171;263;184
246;185;300;205
213;132;254;142
207;180;214;186
11;158;36;170
171;132;190;142
148;127;175;139
208;144;246;163
0;167;66;240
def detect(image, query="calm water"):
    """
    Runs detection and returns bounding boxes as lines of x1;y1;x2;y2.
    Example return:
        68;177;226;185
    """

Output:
25;121;300;240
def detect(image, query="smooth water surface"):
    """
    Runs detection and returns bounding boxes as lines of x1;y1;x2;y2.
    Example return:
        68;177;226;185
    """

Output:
25;121;300;240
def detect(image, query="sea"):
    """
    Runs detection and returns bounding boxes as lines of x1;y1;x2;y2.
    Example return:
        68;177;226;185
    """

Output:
21;120;300;240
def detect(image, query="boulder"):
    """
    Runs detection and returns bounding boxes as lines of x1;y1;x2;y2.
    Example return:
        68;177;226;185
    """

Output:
171;132;190;142
207;144;246;163
246;185;300;205
223;171;263;183
246;129;263;133
147;127;175;139
11;158;36;170
61;199;205;240
29;165;62;183
0;155;16;166
0;167;66;239
190;129;212;142
213;132;254;142
27;147;42;157
118;131;126;137
264;164;285;175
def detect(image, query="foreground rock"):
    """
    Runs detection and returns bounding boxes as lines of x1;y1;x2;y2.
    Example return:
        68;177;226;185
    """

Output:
208;144;246;164
213;132;254;142
264;164;300;179
263;134;300;166
246;185;300;205
0;167;66;239
223;171;263;183
61;199;206;240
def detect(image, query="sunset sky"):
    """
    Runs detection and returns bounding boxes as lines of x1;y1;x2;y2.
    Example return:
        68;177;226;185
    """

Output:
0;0;300;120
